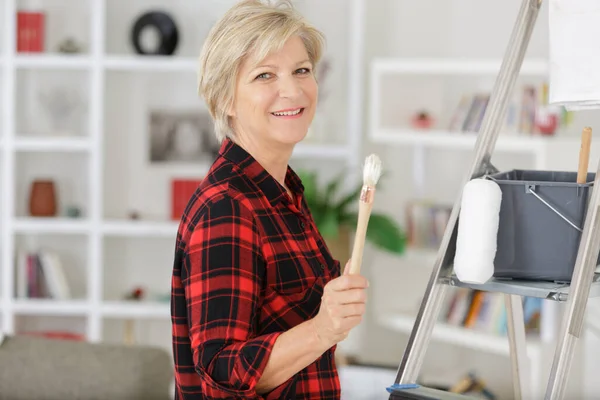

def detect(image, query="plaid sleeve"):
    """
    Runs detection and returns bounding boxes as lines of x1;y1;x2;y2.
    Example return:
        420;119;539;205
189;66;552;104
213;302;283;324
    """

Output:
183;196;294;399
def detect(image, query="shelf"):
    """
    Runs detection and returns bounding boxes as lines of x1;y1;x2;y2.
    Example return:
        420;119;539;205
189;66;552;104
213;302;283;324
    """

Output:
441;274;600;302
101;301;170;318
371;129;552;152
372;57;548;76
14;137;91;152
6;55;200;71
12;299;89;315
13;218;91;234
378;312;541;357
14;54;92;69
8;300;169;318
103;55;197;72
102;220;179;237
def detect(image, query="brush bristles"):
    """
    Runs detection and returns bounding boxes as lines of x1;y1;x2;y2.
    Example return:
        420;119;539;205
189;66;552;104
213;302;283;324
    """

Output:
363;154;382;187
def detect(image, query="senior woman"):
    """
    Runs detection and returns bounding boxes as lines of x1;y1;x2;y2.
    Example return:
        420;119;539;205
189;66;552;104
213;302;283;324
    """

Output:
170;1;368;399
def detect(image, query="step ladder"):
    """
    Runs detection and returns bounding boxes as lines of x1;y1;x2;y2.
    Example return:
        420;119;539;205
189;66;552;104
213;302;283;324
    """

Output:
387;0;600;399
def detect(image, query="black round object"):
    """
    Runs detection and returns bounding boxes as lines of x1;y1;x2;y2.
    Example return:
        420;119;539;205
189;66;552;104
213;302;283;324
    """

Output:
131;11;179;55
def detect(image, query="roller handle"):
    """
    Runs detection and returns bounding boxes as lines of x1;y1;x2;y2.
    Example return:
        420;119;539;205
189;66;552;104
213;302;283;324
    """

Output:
577;126;592;184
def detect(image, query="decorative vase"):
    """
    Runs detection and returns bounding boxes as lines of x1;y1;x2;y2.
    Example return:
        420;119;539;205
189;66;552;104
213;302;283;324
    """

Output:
29;180;57;217
131;11;179;55
38;86;84;136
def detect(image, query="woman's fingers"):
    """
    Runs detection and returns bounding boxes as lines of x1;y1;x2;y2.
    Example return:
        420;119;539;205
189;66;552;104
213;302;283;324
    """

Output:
326;274;368;292
330;287;367;305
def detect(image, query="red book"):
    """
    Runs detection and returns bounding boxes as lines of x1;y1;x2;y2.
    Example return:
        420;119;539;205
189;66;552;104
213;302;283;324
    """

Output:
171;179;203;220
16;11;45;52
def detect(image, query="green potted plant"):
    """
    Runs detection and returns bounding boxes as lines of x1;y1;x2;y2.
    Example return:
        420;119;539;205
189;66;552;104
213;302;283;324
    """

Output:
297;169;406;263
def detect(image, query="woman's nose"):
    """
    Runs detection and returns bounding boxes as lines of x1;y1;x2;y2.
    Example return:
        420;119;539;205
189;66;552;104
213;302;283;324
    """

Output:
278;76;302;98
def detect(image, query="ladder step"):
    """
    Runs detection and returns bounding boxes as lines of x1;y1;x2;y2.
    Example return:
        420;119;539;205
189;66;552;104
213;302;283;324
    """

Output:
439;273;600;301
387;385;481;400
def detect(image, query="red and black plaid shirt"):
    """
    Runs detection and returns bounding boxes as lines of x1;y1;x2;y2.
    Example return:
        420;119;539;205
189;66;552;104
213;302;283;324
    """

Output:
171;138;342;399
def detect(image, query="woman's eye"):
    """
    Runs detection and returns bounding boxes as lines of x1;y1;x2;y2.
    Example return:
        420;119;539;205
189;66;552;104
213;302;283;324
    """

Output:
256;72;271;80
296;68;311;74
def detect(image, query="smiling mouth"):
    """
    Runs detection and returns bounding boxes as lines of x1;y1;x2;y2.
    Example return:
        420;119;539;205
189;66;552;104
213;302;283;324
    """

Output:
271;108;304;117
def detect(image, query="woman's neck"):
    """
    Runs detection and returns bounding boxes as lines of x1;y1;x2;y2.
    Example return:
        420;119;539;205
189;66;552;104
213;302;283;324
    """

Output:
232;134;292;188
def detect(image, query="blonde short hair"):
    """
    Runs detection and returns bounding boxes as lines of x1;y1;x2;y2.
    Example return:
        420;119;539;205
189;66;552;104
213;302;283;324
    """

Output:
198;0;326;143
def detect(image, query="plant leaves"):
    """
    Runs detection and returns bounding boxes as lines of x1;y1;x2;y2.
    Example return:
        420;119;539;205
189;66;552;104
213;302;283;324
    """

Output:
338;211;357;226
318;211;340;239
334;184;362;214
296;168;407;255
346;212;406;254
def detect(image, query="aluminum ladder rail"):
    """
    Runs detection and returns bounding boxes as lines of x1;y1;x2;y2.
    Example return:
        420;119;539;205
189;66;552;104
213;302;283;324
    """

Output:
387;0;600;399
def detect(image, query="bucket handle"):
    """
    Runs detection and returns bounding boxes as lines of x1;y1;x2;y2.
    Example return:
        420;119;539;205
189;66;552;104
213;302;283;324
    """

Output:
525;185;583;232
484;175;583;233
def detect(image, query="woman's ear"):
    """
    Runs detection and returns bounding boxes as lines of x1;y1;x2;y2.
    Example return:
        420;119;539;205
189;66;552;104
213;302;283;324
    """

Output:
227;103;236;118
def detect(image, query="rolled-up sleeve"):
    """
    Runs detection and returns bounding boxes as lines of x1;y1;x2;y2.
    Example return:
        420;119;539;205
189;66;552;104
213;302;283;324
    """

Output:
182;196;293;399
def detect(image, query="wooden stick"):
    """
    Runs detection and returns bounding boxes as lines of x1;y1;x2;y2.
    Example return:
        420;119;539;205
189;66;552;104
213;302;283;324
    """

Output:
577;126;592;184
349;199;373;275
124;319;135;345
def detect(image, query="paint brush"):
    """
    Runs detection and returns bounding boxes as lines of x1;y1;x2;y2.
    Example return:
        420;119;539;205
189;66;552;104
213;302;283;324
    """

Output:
349;154;382;275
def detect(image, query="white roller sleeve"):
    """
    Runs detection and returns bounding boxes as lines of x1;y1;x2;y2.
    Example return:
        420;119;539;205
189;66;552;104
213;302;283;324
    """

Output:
454;178;502;284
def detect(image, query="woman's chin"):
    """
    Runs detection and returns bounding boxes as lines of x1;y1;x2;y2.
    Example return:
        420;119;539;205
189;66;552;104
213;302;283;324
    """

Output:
274;130;309;147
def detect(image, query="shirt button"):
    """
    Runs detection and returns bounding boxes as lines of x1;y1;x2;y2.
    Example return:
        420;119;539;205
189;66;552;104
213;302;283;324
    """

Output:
300;221;306;228
320;263;326;270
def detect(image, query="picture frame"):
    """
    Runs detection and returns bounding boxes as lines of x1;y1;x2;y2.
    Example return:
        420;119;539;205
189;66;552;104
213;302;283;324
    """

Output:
148;109;219;165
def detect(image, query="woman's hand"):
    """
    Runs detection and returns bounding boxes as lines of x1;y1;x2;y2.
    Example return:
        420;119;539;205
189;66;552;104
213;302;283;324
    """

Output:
310;259;369;350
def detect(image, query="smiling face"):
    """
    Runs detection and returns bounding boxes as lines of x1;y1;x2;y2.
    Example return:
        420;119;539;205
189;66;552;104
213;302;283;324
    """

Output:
229;35;318;150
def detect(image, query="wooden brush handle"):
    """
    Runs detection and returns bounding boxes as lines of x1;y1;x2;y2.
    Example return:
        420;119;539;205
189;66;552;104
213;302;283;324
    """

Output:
349;201;373;275
577;126;592;184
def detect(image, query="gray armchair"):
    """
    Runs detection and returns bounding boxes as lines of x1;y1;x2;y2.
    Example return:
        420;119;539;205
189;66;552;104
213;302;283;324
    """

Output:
0;335;173;400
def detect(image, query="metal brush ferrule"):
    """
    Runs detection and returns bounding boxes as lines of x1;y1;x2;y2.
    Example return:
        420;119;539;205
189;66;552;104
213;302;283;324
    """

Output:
360;185;374;202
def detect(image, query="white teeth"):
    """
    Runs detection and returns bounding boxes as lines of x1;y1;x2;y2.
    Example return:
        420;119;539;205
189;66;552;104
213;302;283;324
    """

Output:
273;109;302;116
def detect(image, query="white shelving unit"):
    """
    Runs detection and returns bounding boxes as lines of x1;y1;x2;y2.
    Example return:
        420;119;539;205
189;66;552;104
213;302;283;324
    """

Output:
377;312;542;358
0;0;364;348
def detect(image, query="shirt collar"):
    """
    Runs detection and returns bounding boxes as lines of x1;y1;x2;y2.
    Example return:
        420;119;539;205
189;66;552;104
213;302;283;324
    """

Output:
218;138;304;206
